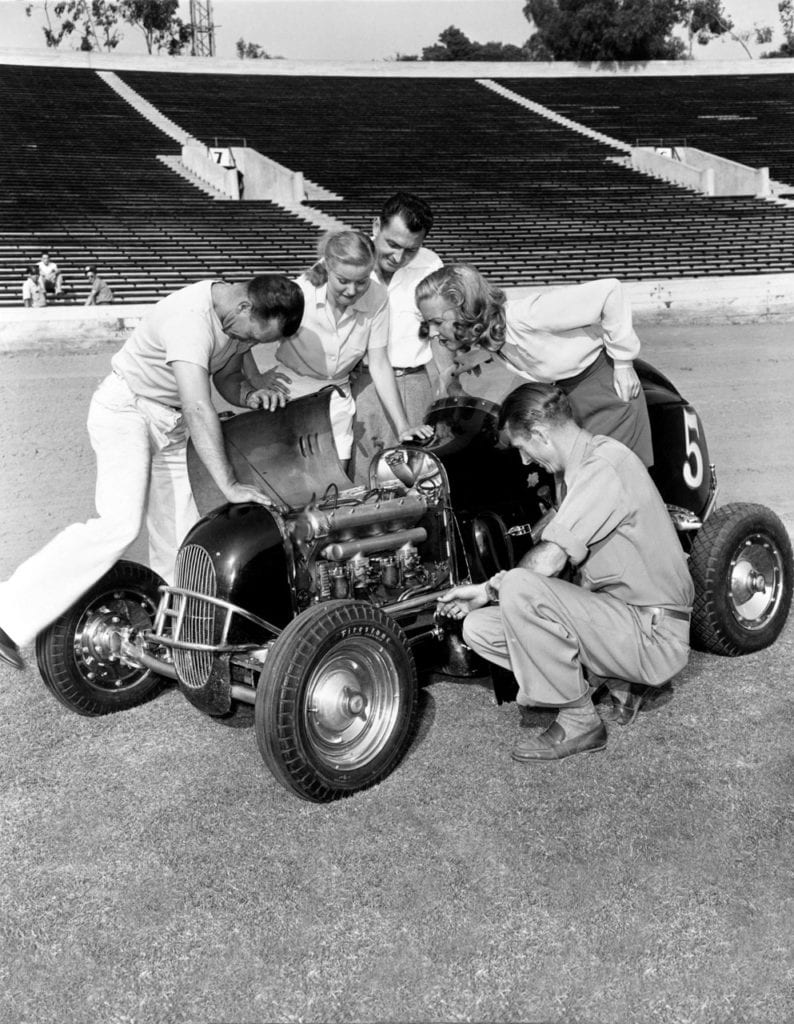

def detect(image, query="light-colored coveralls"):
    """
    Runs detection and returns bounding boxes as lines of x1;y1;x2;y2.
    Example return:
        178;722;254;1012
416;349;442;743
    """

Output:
0;280;241;646
350;246;442;480
463;433;694;707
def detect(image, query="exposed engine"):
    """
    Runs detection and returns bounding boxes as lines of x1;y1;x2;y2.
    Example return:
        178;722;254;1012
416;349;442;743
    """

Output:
284;446;454;610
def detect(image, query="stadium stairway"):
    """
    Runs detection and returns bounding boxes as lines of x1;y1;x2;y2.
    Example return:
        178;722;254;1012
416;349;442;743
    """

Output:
2;60;794;308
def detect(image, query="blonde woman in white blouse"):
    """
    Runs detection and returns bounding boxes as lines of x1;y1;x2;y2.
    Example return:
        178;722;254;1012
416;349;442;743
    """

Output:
243;230;432;471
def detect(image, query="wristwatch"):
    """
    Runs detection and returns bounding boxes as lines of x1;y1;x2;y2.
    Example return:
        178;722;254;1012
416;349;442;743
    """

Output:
240;383;256;407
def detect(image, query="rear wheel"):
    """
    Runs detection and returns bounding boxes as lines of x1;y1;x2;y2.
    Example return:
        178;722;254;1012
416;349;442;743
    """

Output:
255;600;418;802
36;560;166;715
689;503;792;655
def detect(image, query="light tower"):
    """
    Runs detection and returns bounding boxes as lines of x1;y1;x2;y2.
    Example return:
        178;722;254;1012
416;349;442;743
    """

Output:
189;0;216;57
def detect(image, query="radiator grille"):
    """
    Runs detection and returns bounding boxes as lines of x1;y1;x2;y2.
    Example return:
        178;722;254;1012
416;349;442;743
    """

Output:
173;544;217;690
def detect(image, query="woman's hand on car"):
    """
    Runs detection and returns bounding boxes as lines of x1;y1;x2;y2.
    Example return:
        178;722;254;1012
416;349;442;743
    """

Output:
399;423;434;442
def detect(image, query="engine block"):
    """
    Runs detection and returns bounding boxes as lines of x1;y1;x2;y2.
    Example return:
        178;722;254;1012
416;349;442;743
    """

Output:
285;447;453;610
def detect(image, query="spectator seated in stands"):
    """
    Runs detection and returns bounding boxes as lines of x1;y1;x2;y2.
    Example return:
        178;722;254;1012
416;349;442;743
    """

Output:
22;266;46;307
84;265;114;306
38;252;65;298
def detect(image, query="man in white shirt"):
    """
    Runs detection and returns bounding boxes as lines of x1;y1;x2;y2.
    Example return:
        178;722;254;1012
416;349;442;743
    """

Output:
37;252;65;297
350;193;450;479
0;275;304;670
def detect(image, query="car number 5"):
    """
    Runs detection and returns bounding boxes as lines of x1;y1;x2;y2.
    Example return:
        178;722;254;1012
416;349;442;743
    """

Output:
682;409;704;489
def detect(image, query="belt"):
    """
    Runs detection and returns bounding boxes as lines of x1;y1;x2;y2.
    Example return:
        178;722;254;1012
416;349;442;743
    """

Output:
393;365;427;377
639;605;691;623
111;369;181;411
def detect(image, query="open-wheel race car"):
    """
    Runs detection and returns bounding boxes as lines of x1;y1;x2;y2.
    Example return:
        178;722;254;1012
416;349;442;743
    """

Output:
35;360;793;802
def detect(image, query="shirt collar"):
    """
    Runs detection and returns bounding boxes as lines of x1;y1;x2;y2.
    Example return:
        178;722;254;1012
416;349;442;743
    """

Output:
563;430;594;490
370;245;436;287
310;278;372;315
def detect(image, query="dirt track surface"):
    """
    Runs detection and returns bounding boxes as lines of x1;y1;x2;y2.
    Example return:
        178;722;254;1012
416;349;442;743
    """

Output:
1;321;792;582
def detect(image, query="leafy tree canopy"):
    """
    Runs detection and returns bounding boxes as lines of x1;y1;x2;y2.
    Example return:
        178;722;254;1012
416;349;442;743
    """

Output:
763;0;794;57
521;0;777;60
418;25;532;61
523;0;693;61
123;0;191;55
26;0;191;54
236;38;279;59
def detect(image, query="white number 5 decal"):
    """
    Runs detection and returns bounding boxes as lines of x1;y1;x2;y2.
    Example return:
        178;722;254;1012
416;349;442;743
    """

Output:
682;409;704;489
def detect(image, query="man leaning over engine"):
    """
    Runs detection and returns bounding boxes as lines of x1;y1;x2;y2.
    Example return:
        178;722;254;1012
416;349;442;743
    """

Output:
437;382;693;762
0;275;304;671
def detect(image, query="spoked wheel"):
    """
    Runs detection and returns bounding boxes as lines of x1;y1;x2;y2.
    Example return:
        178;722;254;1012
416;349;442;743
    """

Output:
36;560;167;715
255;600;418;802
689;503;793;655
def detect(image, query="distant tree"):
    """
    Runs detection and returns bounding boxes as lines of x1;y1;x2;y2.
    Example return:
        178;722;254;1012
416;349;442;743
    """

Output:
421;25;531;61
683;0;772;58
25;0;191;53
763;0;794;57
26;0;124;51
236;37;280;59
122;0;192;55
523;0;690;61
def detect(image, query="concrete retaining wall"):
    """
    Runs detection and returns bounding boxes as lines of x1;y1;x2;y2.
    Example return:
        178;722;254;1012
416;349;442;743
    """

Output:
2;48;794;78
2;274;792;353
632;145;770;197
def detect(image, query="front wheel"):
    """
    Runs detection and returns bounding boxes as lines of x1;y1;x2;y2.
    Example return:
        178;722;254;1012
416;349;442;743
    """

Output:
36;560;167;715
689;503;793;656
255;600;419;802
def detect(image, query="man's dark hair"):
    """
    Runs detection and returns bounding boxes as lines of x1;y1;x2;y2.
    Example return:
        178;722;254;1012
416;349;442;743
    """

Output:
247;274;304;337
499;383;576;434
379;192;434;236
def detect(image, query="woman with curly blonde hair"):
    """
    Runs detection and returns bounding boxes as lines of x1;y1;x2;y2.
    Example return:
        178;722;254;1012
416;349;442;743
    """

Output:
416;264;653;467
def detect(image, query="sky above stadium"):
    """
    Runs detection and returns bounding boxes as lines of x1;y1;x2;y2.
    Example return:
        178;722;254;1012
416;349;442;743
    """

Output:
1;0;786;62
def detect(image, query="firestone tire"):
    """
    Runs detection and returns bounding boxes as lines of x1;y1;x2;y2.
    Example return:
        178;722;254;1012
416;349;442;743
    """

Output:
36;560;166;716
255;600;419;803
689;503;793;656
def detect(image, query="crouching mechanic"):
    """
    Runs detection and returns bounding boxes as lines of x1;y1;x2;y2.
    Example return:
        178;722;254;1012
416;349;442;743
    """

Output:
437;383;693;763
0;274;304;671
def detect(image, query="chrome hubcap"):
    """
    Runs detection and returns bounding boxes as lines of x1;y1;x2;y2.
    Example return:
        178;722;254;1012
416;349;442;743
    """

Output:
303;638;400;771
728;534;784;629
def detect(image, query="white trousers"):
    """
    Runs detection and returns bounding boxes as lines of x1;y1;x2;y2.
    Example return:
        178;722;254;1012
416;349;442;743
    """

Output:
0;373;198;646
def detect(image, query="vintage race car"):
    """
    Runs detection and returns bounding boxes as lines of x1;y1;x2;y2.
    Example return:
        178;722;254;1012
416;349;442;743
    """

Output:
35;360;793;802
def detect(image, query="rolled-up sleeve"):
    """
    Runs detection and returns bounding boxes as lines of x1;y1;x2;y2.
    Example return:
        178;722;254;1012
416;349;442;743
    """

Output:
541;460;628;565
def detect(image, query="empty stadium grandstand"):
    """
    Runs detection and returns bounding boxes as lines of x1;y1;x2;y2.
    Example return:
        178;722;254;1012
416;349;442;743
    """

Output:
1;57;793;307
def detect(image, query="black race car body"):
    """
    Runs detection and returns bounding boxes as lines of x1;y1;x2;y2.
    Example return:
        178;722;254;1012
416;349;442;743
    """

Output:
36;361;793;802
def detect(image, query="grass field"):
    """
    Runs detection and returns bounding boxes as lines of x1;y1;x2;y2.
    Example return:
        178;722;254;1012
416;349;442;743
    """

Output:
2;619;792;1024
1;326;793;1023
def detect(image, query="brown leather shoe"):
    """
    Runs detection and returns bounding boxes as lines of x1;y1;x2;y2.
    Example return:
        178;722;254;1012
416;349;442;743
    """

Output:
511;719;607;762
0;625;25;670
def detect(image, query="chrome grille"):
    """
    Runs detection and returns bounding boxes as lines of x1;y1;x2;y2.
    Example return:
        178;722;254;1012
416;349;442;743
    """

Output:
173;544;217;690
